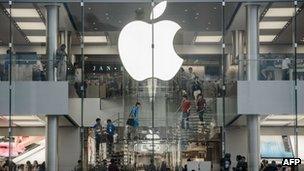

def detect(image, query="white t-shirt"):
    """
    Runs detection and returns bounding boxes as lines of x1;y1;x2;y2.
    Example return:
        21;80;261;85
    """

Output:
282;58;291;69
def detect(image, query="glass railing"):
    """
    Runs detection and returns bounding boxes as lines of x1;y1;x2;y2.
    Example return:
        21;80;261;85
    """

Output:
234;58;304;81
0;54;72;82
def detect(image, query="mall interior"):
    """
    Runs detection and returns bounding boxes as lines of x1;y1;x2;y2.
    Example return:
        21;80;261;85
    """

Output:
0;0;303;171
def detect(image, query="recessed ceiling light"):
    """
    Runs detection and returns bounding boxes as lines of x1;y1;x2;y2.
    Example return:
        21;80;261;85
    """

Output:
105;13;109;16
84;36;107;43
259;35;276;42
16;22;46;30
6;8;40;18
13;121;45;126
260;21;288;29
265;8;295;17
92;22;96;25
195;36;222;43
106;17;110;20
196;12;199;16
261;121;290;126
184;9;188;12
195;16;198;20
208;22;211;25
27;36;46;43
182;20;185;23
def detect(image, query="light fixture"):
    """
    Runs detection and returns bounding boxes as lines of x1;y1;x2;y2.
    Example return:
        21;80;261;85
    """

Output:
265;8;295;17
6;8;40;18
195;36;222;43
260;21;288;29
259;35;276;42
27;36;46;43
266;114;304;120
261;121;291;126
83;36;107;43
13;121;45;127
16;22;46;30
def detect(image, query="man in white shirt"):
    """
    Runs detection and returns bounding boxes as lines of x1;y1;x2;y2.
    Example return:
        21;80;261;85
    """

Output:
282;57;291;80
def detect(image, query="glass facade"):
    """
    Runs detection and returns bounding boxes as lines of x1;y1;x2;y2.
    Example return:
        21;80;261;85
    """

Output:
0;0;303;171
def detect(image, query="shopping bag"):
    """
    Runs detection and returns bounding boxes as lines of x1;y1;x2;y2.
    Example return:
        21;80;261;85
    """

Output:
126;118;134;126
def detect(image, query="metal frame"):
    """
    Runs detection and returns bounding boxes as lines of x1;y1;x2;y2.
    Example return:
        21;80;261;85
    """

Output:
0;0;298;3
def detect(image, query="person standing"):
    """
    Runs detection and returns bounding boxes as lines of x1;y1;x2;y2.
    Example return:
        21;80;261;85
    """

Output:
108;159;119;171
55;44;68;81
220;153;231;171
282;57;291;80
93;118;103;161
180;95;191;129
196;93;206;122
106;119;116;156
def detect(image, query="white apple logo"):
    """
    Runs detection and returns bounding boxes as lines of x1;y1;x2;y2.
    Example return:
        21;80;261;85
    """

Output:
118;1;183;81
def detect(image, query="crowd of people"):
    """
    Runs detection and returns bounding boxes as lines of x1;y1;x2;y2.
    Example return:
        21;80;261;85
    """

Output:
0;160;45;171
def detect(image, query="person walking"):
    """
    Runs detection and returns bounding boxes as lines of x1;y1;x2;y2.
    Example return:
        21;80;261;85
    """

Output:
128;102;141;140
93;118;103;161
180;95;191;129
196;93;206;122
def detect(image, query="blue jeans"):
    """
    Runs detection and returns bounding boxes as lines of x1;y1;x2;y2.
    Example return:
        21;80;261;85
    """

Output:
181;112;189;129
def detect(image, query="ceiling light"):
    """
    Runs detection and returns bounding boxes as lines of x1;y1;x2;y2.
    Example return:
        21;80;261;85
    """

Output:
2;116;39;121
27;36;46;43
6;8;40;18
266;115;304;120
260;21;288;29
13;121;45;127
84;36;107;43
265;8;295;17
16;22;46;30
195;36;222;43
259;35;276;42
261;121;291;126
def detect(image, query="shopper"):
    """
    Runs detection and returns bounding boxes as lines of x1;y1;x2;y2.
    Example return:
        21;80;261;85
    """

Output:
93;118;103;160
74;160;82;171
160;161;167;171
38;162;45;171
220;153;231;171
282;57;291;80
147;159;156;171
108;159;119;171
196;93;206;122
106;119;116;155
264;161;278;171
25;161;32;171
33;160;39;171
186;67;196;95
180;95;191;129
192;76;202;100
127;102;141;140
55;44;68;81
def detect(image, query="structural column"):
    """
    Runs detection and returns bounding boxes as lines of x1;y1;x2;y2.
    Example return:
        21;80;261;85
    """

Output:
46;4;59;171
246;4;260;171
232;30;245;80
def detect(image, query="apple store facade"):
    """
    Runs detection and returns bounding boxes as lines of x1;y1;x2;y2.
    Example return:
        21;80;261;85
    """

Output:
0;0;303;171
